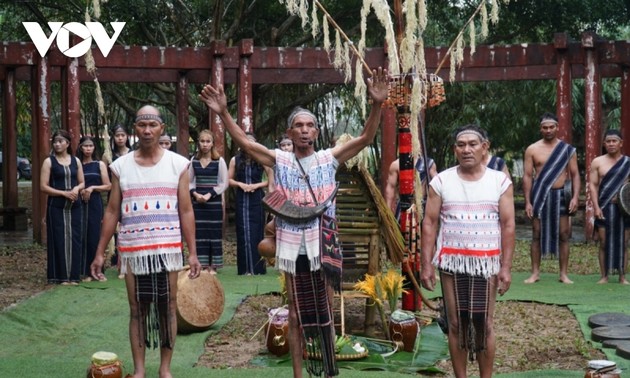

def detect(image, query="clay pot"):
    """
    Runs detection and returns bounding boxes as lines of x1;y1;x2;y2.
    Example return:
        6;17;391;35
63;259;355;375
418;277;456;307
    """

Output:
389;318;419;353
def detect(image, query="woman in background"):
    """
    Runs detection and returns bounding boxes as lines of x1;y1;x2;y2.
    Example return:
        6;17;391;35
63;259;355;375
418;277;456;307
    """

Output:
229;134;268;275
40;130;85;285
189;130;228;273
77;136;111;281
111;124;132;160
159;133;173;150
109;124;132;277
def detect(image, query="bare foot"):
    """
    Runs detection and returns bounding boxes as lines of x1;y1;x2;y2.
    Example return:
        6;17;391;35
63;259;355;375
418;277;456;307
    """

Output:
620;278;629;285
524;275;539;284
559;276;574;284
597;277;608;284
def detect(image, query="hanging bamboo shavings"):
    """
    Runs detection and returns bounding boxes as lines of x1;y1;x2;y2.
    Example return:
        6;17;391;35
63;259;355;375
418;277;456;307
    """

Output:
298;0;309;29
333;30;343;70
92;0;101;18
400;0;417;73
323;15;331;52
354;59;367;115
310;4;319;39
415;37;426;80
371;0;400;75
456;34;465;66
449;47;457;82
469;22;476;56
84;6;111;164
410;76;425;118
343;42;352;84
480;0;489;39
491;0;500;24
280;0;299;14
418;0;427;32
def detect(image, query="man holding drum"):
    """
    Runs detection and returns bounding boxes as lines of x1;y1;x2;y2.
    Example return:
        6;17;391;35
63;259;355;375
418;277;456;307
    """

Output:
523;112;580;284
199;67;388;378
588;129;630;284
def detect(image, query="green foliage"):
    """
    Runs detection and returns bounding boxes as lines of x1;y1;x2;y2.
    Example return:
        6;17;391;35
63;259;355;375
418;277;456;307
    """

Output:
2;0;630;178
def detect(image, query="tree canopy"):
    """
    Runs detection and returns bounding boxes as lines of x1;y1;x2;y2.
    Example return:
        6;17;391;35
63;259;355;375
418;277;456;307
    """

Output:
1;0;629;174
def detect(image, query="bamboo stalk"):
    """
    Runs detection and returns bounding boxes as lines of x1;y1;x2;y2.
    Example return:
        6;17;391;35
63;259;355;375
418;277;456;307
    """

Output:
434;0;486;76
314;0;373;76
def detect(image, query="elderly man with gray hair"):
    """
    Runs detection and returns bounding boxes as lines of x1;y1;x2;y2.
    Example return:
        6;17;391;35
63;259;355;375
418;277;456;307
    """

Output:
199;67;388;378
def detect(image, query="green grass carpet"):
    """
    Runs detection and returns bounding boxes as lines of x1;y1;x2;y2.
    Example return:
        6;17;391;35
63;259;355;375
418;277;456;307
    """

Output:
1;268;628;377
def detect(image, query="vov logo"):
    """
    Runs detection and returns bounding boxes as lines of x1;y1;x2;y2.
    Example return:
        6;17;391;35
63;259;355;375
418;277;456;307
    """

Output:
22;22;125;58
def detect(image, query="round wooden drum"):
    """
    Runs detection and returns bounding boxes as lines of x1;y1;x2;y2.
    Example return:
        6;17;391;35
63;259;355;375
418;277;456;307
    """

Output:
176;269;225;333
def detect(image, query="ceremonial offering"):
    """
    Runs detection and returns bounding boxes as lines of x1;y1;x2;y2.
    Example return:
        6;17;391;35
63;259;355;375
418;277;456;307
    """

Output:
86;351;122;378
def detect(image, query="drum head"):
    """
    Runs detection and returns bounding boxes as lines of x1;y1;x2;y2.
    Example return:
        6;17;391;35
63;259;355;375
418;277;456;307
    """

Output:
176;269;225;333
618;182;630;217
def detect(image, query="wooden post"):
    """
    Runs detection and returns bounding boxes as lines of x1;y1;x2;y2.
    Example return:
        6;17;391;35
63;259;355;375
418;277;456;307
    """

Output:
238;39;254;134
582;31;602;242
554;33;572;144
210;40;226;157
32;58;52;244
61;57;81;152
176;72;190;158
622;66;630;155
2;68;19;209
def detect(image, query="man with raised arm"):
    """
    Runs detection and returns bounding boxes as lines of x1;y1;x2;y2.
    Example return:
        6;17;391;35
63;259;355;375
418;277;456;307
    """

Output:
199;67;388;378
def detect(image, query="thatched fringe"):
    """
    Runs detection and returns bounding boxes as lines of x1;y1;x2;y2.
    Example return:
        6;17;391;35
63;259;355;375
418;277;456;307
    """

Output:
469;22;477;56
333;30;343;69
481;1;489;38
354;60;367;116
310;4;319;39
491;0;500;24
323;15;331;52
343;42;352;84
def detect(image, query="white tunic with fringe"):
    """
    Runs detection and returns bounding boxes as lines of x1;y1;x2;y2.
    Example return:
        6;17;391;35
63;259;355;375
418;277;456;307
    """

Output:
430;166;511;278
110;150;189;275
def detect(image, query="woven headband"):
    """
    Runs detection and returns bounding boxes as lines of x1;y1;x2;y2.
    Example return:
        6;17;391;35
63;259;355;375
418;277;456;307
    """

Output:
53;134;71;143
455;130;485;142
78;138;94;147
540;119;558;126
288;110;317;128
605;135;622;141
135;114;163;123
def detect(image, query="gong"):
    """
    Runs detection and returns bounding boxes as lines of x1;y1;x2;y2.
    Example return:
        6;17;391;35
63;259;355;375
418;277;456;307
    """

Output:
591;326;630;342
588;312;630;328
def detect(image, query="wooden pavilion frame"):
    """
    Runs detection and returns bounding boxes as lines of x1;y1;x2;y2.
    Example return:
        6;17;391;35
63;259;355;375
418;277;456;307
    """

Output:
1;31;630;243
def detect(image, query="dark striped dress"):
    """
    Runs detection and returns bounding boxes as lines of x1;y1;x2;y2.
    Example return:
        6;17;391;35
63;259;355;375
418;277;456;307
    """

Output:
190;157;228;269
46;155;82;284
233;155;266;275
81;160;104;278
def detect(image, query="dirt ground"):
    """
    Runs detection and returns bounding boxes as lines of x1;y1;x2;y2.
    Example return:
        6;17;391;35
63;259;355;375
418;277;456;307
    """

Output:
0;233;606;377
